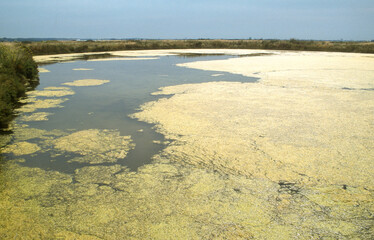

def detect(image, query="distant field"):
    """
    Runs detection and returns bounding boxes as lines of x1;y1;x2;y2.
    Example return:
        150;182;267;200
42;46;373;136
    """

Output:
3;39;374;55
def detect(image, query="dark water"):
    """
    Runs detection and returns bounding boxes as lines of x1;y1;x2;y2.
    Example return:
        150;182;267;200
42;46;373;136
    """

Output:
11;55;256;173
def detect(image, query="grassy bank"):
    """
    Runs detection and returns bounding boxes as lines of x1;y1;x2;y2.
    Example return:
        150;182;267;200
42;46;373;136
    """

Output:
9;39;374;55
0;44;39;129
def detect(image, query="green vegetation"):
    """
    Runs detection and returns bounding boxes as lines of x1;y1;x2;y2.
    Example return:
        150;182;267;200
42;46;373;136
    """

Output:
13;39;374;55
0;44;39;129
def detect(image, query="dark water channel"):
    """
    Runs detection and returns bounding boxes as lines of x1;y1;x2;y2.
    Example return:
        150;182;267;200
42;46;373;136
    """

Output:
10;55;256;173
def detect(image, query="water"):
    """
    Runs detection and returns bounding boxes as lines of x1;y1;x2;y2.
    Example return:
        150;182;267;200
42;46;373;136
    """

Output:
7;55;256;173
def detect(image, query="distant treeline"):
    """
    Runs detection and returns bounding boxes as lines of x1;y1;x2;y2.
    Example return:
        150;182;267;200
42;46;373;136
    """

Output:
7;39;374;55
0;43;39;129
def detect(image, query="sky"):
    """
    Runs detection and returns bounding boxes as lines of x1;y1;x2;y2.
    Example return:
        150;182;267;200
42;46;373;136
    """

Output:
0;0;373;40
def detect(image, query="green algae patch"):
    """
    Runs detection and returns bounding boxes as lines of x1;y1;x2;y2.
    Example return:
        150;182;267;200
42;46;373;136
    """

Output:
1;159;372;239
20;112;54;122
0;160;273;239
177;51;374;89
1;142;40;156
38;67;50;73
0;134;12;148
11;125;66;141
0;161;72;239
50;129;135;164
72;68;94;71
211;73;224;77
75;165;124;185
28;87;75;97
125;52;374;238
17;98;69;113
132;81;374;188
62;79;110;86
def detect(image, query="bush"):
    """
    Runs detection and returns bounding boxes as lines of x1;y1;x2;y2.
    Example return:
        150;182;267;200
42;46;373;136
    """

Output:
0;44;39;129
17;39;374;55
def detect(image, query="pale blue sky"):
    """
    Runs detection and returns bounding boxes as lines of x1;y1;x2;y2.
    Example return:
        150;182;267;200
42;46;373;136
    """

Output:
0;0;373;40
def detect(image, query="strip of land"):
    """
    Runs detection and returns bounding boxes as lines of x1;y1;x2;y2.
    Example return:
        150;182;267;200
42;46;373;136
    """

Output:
3;39;374;55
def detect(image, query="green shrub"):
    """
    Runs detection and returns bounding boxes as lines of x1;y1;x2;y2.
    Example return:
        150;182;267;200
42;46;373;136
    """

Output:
0;44;39;129
16;39;373;55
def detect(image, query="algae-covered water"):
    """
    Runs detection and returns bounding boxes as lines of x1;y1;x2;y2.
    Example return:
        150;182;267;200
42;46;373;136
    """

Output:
0;53;373;239
4;55;254;173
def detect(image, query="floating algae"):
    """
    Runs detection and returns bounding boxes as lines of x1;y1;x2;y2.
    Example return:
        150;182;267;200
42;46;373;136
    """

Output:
11;125;66;141
2;142;40;156
43;86;72;90
17;98;69;113
127;51;374;238
38;67;50;73
62;79;110;86
16;86;74;115
72;68;94;71
211;73;224;77
133;51;374;189
49;129;135;164
134;81;374;186
2;50;372;239
20;112;54;122
0;124;67;155
28;87;75;97
0;158;372;239
177;51;374;89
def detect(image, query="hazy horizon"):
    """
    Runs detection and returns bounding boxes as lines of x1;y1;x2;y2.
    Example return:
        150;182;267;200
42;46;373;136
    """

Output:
1;0;373;41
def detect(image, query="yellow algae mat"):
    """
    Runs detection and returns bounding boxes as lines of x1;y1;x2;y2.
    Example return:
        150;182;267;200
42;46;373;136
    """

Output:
1;50;373;239
63;79;110;86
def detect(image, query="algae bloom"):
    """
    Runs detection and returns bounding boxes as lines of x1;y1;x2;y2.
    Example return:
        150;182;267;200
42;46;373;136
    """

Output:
28;87;75;97
62;79;110;86
50;129;135;164
17;98;69;113
20;112;54;122
72;68;94;71
38;67;50;73
2;142;40;156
